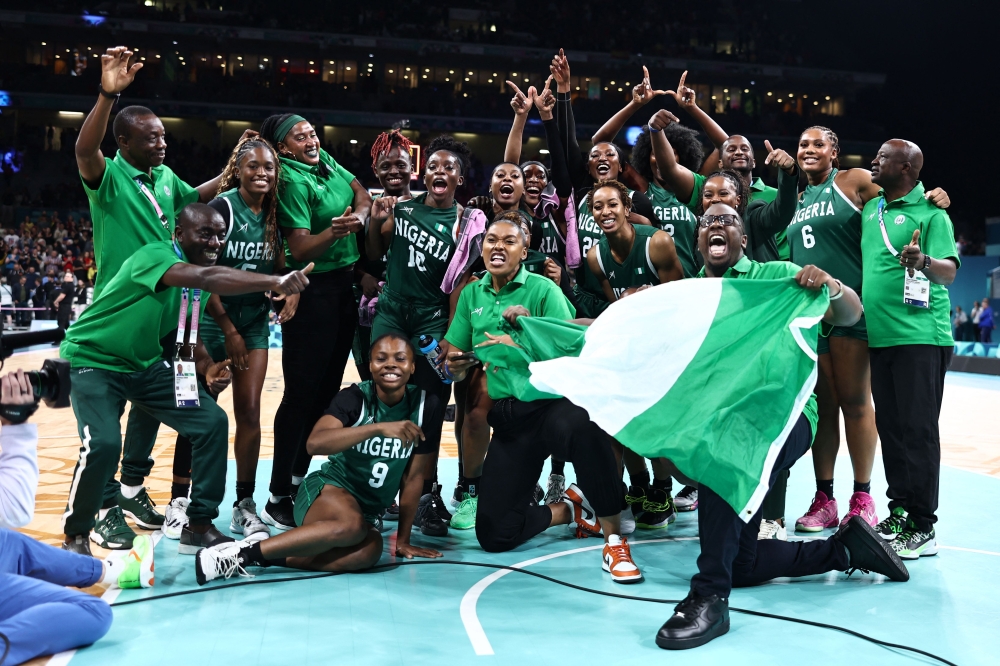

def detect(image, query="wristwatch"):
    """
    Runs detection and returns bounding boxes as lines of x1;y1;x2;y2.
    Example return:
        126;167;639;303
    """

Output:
922;254;932;270
98;85;120;102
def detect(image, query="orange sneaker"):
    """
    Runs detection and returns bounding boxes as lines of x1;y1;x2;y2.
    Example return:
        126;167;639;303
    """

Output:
562;483;602;538
603;534;643;583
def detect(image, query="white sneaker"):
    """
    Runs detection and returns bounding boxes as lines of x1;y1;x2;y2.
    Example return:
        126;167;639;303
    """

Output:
230;498;271;542
544;473;566;505
162;497;190;540
758;519;787;541
562;483;601;537
674;485;699;511
620;505;636;535
602;534;643;583
194;543;253;586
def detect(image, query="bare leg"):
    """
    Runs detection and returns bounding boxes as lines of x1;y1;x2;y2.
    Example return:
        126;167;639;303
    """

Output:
810;353;840;482
460;368;493;478
233;349;268;484
828;337;877;485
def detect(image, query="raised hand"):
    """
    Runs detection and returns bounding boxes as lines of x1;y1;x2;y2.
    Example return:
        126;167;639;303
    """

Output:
534;76;556;120
764;140;796;174
371;197;397;224
508;81;534;117
664;71;697;110
648;109;680;131
632;66;668;106
899;229;923;276
274;263;313;295
101;46;143;95
330;206;364;238
550;48;571;92
924;187;950;209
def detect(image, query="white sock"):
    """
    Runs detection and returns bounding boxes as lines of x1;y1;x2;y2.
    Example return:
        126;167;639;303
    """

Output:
120;483;143;499
270;494;289;504
291;476;304;486
100;556;125;586
98;508;110;521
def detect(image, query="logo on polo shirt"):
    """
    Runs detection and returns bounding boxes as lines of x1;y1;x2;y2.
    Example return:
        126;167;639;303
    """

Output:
400;206;414;214
163;185;171;197
894;215;905;225
471;307;483;316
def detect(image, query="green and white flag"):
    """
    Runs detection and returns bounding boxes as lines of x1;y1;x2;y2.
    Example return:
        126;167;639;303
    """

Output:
476;278;828;520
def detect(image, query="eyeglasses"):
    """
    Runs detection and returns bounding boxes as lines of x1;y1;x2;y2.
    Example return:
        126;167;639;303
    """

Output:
698;214;742;228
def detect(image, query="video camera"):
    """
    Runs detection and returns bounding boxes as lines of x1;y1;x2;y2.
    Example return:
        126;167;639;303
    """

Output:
0;329;72;408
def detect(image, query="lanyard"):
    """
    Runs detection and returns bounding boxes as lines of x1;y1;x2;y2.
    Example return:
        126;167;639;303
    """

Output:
876;198;900;258
134;177;169;228
173;242;200;355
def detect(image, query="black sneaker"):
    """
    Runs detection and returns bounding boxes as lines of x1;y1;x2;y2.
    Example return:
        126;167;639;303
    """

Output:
533;484;545;505
261;497;296;532
451;481;466;508
63;534;93;556
382;501;400;522
625;485;648;519
374;514;389;533
636;487;676;529
179;525;235;555
444;404;457;422
834;515;909;582
656;592;730;650
430;483;452;523
415;492;450;537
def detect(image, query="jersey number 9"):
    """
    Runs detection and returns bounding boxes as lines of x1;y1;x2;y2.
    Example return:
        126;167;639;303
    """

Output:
801;225;816;249
369;462;389;488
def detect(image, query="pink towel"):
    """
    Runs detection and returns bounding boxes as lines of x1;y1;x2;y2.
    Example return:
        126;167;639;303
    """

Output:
358;282;384;327
561;192;582;269
441;206;488;294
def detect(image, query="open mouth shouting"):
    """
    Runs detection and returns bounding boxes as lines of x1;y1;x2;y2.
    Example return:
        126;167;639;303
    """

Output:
595;161;612;177
707;230;728;258
497;182;516;201
489;247;507;268
430;176;449;195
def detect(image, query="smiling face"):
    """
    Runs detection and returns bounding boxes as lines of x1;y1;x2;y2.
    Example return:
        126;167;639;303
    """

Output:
176;209;226;267
424;150;463;205
700;175;742;212
522;164;548;208
376;146;412;197
370;336;415;393
797;128;837;175
483;220;527;277
120;114;167;170
697;202;746;275
238;146;276;198
589;142;621;181
491;163;525;210
720;135;755;173
278;120;320;166
591;185;628;235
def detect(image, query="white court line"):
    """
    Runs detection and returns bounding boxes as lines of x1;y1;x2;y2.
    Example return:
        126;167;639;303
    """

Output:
939;545;1000;556
460;536;695;656
46;531;163;666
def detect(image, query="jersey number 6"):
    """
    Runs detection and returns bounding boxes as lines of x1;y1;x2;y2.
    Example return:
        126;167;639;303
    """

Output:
369;462;389;488
801;225;816;249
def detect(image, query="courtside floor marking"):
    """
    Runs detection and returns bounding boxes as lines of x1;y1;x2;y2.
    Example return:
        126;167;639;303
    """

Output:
460;536;695;655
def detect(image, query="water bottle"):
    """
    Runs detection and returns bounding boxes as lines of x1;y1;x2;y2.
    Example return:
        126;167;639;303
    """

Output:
418;335;453;385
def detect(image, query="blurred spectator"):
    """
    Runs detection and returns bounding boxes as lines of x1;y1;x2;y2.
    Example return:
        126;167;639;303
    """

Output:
980;299;995;344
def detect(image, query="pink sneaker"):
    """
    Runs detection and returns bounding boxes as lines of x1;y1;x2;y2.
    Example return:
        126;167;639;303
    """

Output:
794;491;839;532
838;491;878;528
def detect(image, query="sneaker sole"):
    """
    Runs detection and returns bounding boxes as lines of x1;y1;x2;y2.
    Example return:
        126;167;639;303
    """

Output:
122;509;164;530
136;537;155;588
899;542;939;560
260;508;295;532
161;526;184;540
565;485;601;535
89;532;132;550
847;517;910;582
656;620;730;650
194;549;208;585
230;521;271;540
795;522;837;533
674;502;698;512
420;524;450;537
602;560;644;583
178;543;202;555
449;521;476;530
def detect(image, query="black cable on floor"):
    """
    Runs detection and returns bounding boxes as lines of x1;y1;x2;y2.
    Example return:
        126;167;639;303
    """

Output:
0;631;9;666
110;559;957;666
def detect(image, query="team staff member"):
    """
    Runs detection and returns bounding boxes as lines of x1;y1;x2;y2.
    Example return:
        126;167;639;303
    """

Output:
59;204;313;556
861;140;958;558
444;217;643;583
194;333;445;585
655;203;908;650
75;46;255;550
260;113;373;532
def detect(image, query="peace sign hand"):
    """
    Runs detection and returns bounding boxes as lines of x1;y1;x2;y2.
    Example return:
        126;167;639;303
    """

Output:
508;81;534;117
899;229;924;277
664;71;696;110
101;46;143;95
632;66;668;106
534;76;556;120
764;140;796;175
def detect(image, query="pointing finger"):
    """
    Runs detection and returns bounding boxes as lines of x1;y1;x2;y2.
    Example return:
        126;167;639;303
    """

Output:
678;70;687;89
506;81;524;97
643;65;650;82
765;140;774;153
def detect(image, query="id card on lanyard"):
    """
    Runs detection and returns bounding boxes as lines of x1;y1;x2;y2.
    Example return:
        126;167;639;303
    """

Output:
135;178;170;229
878;199;929;309
173;242;201;407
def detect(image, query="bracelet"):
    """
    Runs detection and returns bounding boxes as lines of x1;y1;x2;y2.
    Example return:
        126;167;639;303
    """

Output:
829;279;844;301
98;85;120;101
649;126;662;132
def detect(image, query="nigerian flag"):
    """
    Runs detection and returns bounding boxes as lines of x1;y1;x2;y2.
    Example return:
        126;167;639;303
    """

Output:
475;277;829;520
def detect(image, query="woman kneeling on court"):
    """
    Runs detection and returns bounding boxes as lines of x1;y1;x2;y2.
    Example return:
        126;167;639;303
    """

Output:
194;333;444;584
444;216;643;583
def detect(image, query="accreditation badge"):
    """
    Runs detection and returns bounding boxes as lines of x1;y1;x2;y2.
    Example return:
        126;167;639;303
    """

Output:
174;359;200;408
903;271;930;309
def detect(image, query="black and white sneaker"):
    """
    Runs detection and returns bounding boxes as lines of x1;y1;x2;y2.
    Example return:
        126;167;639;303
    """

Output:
891;524;938;560
834;515;909;581
674;486;699;512
451;482;466;508
261;497;296;532
231;498;271;541
636;488;676;529
63;534;93;556
415;490;450;537
179;525;235;555
195;543;252;585
430;483;452;523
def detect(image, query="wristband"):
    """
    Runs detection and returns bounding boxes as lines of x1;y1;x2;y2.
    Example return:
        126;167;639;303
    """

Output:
98;85;120;102
649;126;662;132
829;279;844;301
0;401;39;425
922;254;932;270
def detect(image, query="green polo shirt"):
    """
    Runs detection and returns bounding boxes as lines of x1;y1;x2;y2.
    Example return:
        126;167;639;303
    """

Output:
685;174;777;211
697;255;819;440
277;148;359;273
82;151;199;298
446;265;576;399
61;241;208;373
860;181;959;348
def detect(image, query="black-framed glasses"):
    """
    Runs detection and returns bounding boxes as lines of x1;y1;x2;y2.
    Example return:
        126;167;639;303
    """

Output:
698;214;742;228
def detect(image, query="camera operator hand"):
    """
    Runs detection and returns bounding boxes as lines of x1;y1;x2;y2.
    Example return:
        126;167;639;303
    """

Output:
1;369;36;426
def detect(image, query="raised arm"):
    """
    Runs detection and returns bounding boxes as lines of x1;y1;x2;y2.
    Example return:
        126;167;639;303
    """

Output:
649;110;696;203
537;81;573;200
504;82;535;164
592;66;668;144
366;197;396;259
161;261;312;296
550;49;586;190
76;47;143;188
666;71;729;152
750;141;799;237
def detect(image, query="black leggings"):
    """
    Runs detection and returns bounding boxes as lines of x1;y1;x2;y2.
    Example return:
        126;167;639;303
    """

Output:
475;397;623;553
271;269;357;496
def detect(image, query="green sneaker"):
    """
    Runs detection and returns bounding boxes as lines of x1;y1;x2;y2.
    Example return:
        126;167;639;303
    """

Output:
117;535;155;588
118;487;165;529
875;506;907;541
450;493;478;530
91;506;138;550
890;523;938;560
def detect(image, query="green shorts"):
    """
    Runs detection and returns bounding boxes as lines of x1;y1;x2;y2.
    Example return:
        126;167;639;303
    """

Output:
818;314;868;356
370;288;448;354
352;323;374;373
200;298;271;362
294;470;381;527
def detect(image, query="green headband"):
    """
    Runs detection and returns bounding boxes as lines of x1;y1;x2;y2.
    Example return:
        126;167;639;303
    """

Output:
274;114;307;145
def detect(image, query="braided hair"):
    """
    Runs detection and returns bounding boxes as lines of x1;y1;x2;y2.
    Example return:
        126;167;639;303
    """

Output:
425;134;472;176
630;124;706;183
216;137;282;261
490;209;530;244
370;129;413;171
585;179;633;214
259;113;330;177
695;170;747;219
802;125;841;169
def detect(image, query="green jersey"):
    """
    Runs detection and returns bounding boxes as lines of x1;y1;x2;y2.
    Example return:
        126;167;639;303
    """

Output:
787;169;863;292
61;241;207;372
82;151;199;298
573;189;637;307
208;189;276;306
595;224;661;300
318;381;428;513
534;213;567;263
647;182;699;278
383;193;459;306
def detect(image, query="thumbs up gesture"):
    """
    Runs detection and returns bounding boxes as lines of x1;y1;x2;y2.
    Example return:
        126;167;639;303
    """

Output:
899;229;924;277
